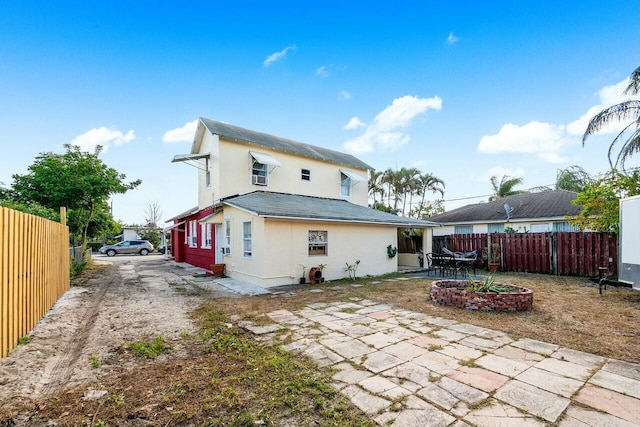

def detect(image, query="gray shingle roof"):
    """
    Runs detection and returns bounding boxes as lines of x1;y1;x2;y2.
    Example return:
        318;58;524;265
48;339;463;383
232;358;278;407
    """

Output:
200;118;372;170
428;190;581;224
224;191;439;227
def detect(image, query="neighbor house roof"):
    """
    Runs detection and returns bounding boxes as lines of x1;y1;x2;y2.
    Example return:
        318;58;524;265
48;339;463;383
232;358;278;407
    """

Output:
222;191;439;227
196;118;373;171
428;190;581;224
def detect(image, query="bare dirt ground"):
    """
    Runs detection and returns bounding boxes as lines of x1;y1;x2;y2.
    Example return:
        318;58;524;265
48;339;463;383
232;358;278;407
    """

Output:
0;259;638;426
0;255;237;426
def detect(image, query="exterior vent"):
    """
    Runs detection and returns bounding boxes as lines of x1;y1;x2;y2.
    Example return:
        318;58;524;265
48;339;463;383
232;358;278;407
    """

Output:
252;175;267;185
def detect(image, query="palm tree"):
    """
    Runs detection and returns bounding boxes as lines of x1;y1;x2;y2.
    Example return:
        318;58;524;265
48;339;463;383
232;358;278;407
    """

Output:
415;173;445;218
381;168;396;208
489;175;525;201
368;170;385;206
399;167;420;216
583;66;640;169
555;165;592;192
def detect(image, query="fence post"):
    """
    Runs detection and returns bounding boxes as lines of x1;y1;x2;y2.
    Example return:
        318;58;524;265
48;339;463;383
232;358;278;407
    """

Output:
60;206;66;226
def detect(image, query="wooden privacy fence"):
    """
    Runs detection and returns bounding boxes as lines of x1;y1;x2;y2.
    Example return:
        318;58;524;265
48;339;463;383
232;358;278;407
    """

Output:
0;207;70;358
434;232;618;277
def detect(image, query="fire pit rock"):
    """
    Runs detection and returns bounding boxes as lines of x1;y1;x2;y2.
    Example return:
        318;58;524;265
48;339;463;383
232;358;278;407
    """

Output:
430;280;533;312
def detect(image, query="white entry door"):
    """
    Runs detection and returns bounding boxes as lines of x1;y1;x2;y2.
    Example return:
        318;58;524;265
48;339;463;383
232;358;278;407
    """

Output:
215;224;224;264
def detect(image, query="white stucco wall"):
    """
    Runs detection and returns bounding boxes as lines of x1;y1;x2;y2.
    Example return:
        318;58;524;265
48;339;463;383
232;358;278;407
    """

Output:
195;133;369;208
220;208;399;287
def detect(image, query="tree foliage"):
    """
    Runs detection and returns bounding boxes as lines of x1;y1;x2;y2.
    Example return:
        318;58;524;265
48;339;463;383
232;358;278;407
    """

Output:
9;144;141;247
583;66;640;169
372;167;444;217
489;175;526;201
555;165;592;192
570;170;640;233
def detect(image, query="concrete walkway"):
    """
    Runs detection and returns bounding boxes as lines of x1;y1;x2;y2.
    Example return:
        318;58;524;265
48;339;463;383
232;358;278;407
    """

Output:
239;294;640;426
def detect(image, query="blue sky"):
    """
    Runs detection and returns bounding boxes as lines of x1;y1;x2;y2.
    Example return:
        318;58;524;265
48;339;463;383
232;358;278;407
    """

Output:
1;1;637;224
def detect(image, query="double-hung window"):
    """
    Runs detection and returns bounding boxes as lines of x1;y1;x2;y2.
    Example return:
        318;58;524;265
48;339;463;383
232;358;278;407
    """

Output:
224;219;231;255
251;159;267;186
188;220;198;247
201;223;212;248
309;231;328;256
340;173;351;197
242;221;252;258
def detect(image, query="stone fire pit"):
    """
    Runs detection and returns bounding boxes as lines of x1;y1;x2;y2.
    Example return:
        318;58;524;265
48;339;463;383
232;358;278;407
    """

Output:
430;280;533;312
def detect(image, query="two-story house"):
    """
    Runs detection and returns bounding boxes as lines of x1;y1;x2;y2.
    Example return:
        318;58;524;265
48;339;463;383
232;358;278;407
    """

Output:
167;118;438;288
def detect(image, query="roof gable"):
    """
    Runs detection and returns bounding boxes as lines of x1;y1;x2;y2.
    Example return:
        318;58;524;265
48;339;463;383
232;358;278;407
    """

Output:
428;190;582;224
195;118;372;171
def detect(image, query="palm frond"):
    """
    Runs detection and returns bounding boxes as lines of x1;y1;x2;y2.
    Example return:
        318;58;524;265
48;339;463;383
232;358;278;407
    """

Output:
583;100;640;142
615;128;640;169
623;65;640;96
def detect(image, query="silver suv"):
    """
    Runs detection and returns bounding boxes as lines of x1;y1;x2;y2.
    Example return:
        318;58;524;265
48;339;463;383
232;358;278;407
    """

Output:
98;240;154;257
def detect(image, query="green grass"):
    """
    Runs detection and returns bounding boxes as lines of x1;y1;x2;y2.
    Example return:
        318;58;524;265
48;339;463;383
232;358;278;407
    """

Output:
122;335;170;359
192;303;374;427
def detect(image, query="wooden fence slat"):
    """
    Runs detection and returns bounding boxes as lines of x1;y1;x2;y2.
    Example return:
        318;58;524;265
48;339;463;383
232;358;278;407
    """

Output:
437;231;618;278
0;207;69;359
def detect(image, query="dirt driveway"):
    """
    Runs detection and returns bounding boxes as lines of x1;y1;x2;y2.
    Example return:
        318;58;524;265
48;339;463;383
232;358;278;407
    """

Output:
0;255;236;424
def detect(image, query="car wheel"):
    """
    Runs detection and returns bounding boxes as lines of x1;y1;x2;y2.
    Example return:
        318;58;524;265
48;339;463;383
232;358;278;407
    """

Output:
106;249;116;257
140;249;149;256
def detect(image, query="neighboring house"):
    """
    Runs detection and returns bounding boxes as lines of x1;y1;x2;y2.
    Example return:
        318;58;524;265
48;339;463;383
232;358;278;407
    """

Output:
167;118;438;287
429;190;583;236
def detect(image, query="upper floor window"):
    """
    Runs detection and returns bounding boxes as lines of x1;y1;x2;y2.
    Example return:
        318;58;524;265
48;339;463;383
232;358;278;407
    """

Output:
340;172;351;197
252;159;268;186
301;169;311;181
250;152;281;187
205;157;211;188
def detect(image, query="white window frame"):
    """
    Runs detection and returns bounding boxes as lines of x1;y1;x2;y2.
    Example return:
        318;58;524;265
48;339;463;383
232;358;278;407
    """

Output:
251;158;268;186
188;220;198;247
454;225;473;235
201;223;212;248
224;218;231;255
205;157;211;188
530;223;550;233
340;172;351;197
301;168;311;181
308;230;328;256
242;221;252;258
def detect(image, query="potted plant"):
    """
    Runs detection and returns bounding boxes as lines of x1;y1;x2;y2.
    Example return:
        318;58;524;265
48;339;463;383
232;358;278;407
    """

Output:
299;264;306;284
488;243;501;272
317;263;326;282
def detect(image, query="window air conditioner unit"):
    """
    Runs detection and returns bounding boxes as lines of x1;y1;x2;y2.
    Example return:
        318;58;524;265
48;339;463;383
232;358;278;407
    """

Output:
252;175;267;185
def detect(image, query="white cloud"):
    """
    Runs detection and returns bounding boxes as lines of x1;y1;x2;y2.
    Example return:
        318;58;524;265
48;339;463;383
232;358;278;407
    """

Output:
316;66;328;77
567;77;630;136
342;95;442;154
478;75;632;163
343;116;365;130
263;45;296;68
340;90;352;100
478;121;572;163
70;127;135;152
162;119;198;143
446;32;459;45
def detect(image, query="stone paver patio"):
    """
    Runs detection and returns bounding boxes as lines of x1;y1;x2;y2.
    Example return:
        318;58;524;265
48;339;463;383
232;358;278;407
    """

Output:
240;295;640;426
